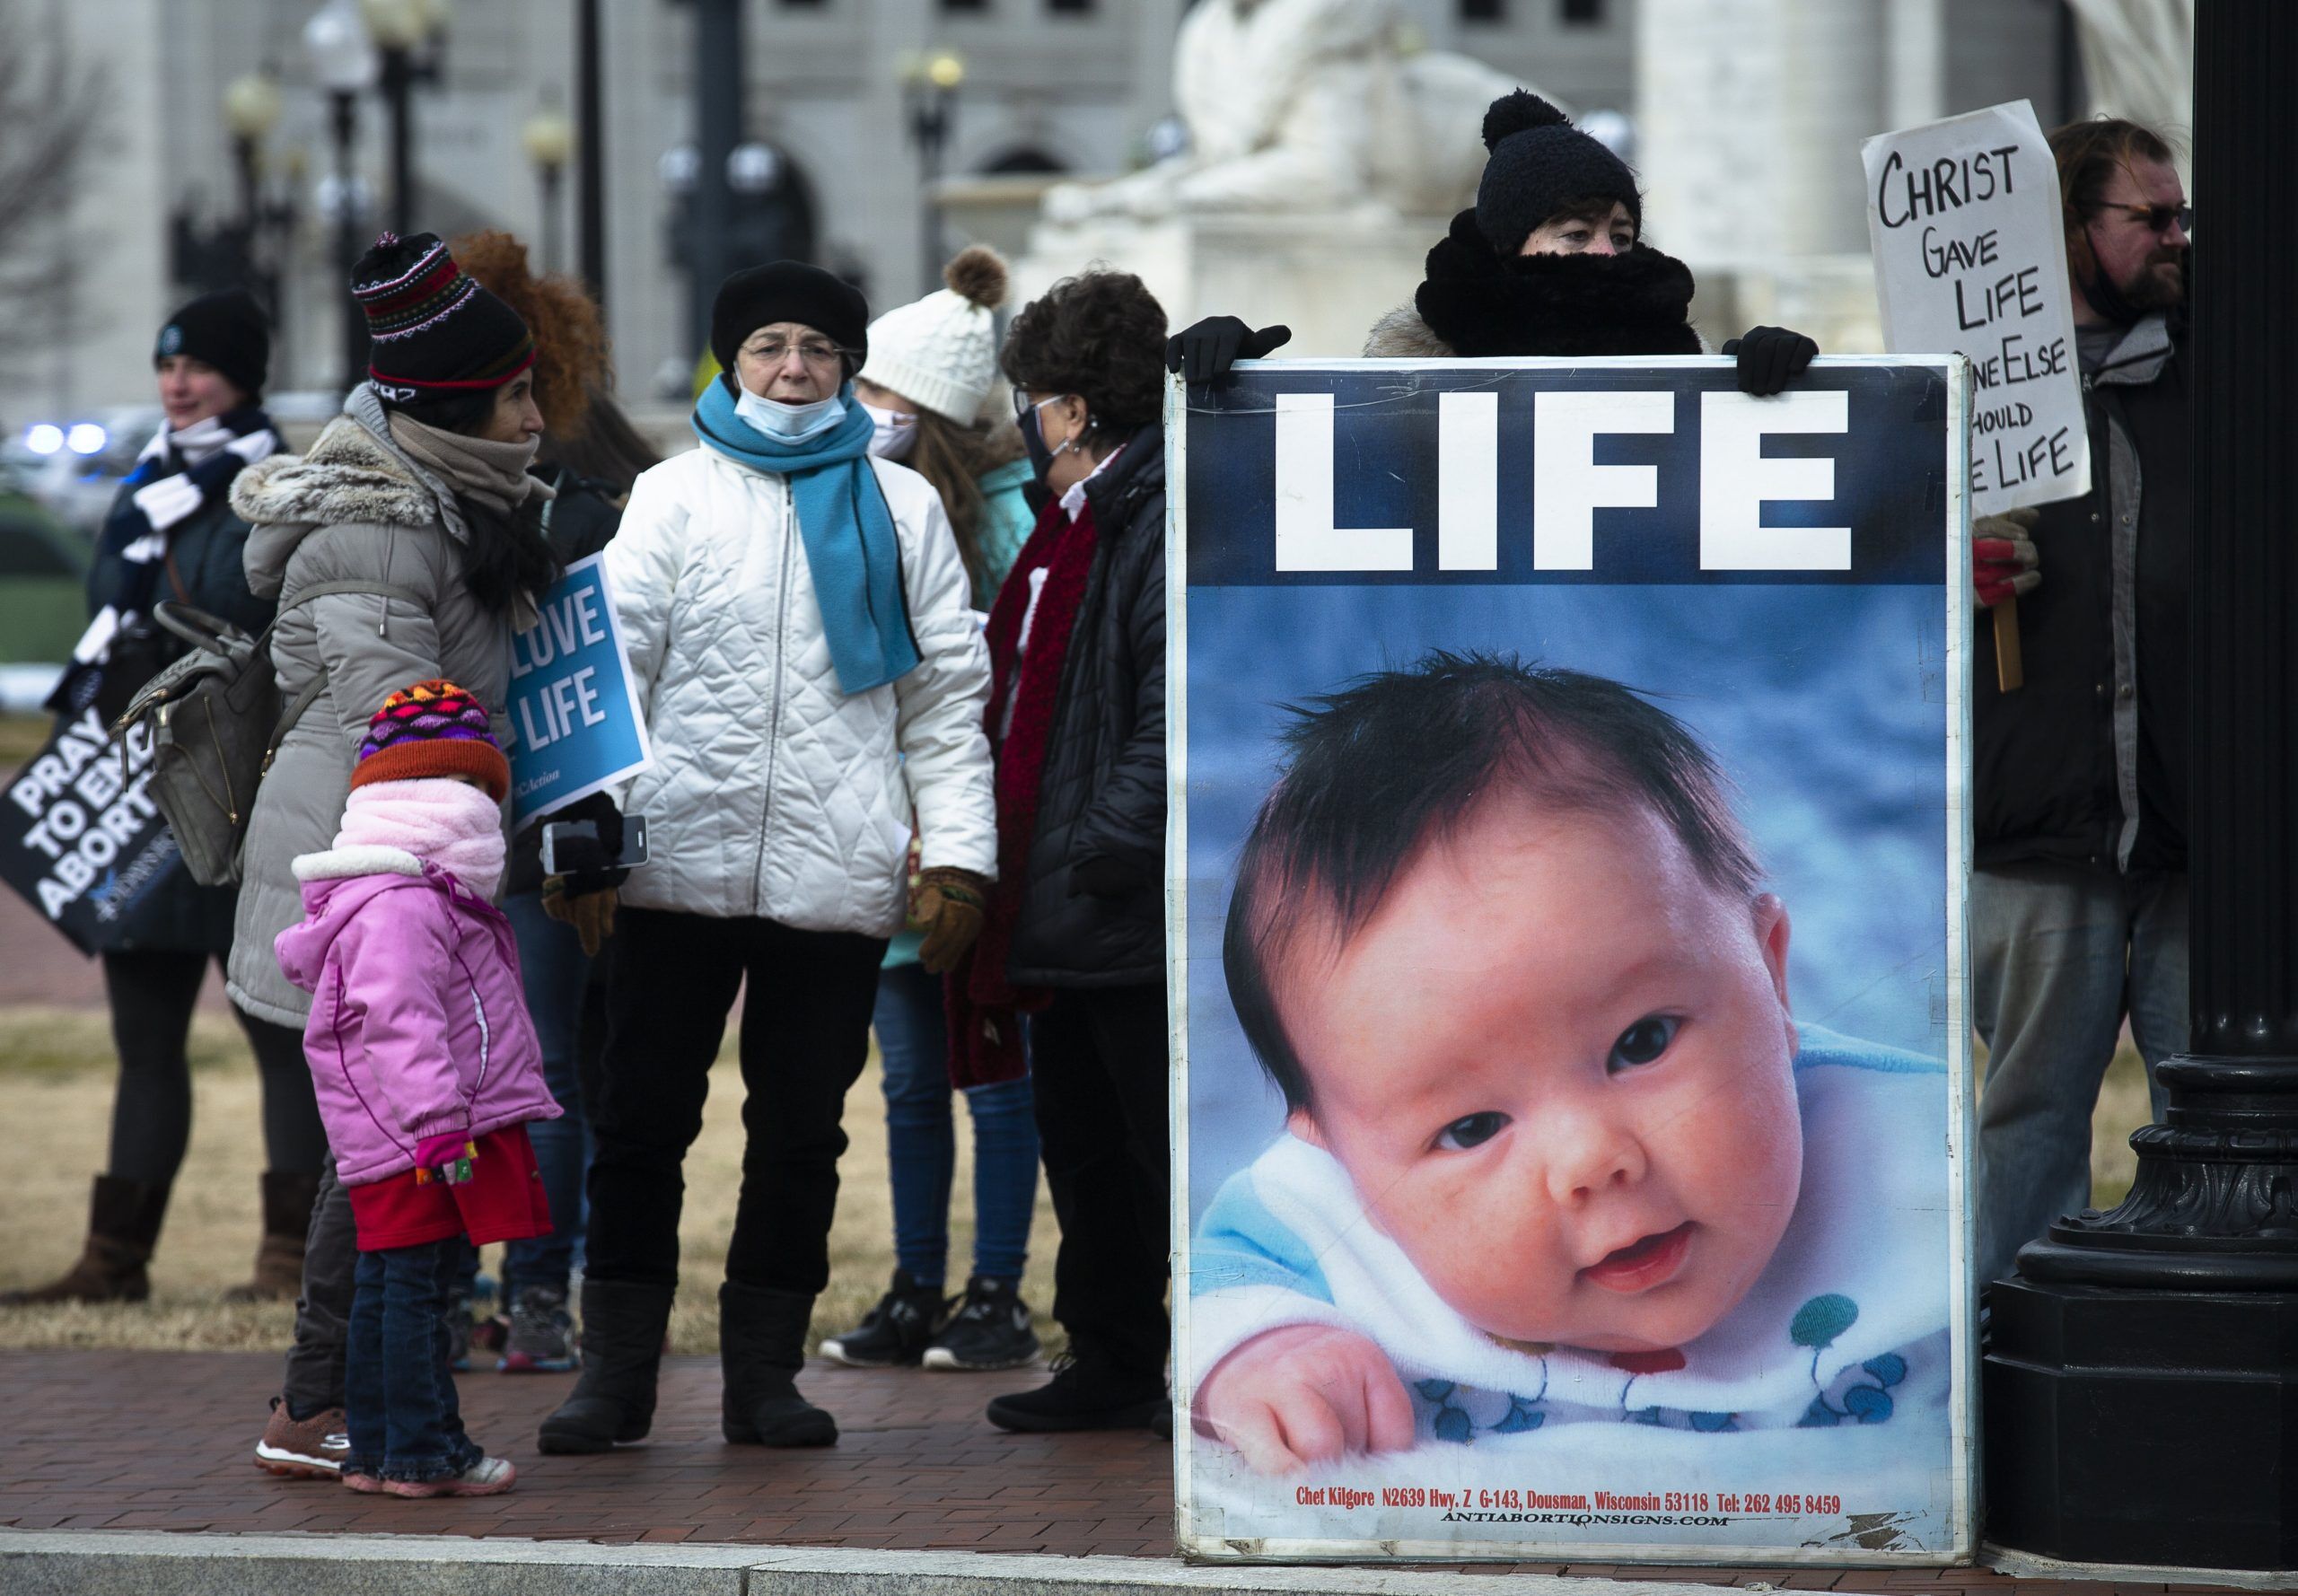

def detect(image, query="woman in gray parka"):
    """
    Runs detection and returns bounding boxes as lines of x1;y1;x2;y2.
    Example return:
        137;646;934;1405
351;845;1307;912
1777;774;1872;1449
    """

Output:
226;231;559;1480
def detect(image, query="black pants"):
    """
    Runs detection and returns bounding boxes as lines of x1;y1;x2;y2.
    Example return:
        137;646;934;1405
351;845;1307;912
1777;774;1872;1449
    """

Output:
101;948;326;1187
1030;983;1171;1376
583;908;886;1295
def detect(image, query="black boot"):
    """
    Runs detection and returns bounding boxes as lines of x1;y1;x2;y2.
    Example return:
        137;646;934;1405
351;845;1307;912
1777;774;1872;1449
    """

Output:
719;1281;837;1447
1;1175;169;1306
537;1278;674;1455
985;1346;1166;1434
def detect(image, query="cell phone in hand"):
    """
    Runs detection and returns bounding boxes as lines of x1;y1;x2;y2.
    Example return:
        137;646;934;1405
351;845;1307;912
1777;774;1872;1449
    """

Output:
540;814;650;874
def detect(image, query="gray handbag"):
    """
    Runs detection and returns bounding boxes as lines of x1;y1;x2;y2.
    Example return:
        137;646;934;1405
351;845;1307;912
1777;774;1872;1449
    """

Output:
117;582;423;887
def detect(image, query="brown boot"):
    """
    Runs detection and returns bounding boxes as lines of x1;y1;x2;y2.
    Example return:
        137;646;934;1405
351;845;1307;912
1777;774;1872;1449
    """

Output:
1;1175;169;1305
223;1170;320;1304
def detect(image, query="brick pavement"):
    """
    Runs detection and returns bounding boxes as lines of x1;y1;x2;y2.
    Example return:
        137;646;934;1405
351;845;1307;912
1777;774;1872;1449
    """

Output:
0;1352;2233;1593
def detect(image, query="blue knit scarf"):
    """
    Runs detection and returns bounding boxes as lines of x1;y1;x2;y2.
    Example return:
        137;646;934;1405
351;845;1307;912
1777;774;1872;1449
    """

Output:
692;378;919;694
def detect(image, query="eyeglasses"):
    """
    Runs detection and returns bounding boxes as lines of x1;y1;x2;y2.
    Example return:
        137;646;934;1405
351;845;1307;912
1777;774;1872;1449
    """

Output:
743;338;848;367
1013;389;1073;419
2097;201;2192;235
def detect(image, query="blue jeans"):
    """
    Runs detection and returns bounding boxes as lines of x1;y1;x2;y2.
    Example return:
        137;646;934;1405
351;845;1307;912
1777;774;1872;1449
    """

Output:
874;961;1039;1285
345;1238;482;1482
1972;861;2188;1286
500;890;592;1300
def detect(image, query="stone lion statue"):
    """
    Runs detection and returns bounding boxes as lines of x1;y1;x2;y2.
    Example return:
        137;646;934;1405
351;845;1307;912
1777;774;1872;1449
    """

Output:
1043;0;1545;224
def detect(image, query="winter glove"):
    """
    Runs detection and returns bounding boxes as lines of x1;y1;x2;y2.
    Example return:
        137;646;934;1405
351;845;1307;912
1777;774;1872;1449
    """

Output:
914;866;990;976
1164;316;1293;385
1973;507;2041;609
413;1133;476;1187
540;793;630;896
1724;325;1820;396
542;877;619;958
1070;853;1149;899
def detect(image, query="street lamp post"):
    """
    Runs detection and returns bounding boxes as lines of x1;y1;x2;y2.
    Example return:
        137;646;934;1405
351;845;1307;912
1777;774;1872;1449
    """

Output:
1980;4;2298;1572
360;0;448;238
305;0;379;395
900;50;965;298
222;70;290;372
522;101;574;276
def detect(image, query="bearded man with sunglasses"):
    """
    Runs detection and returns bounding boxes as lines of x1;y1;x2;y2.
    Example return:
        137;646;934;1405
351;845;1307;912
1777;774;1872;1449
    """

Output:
1969;118;2193;1290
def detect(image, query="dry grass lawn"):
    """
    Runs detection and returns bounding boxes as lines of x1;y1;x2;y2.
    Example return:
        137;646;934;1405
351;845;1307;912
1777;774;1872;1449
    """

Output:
0;1004;1061;1358
0;1004;2155;1356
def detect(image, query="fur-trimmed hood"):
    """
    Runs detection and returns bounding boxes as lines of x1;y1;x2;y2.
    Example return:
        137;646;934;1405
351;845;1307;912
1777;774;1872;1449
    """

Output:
1364;207;1712;360
232;385;466;600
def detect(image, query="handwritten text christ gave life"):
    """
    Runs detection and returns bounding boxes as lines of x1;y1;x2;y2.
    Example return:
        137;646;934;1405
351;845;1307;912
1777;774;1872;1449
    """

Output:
1873;141;2073;495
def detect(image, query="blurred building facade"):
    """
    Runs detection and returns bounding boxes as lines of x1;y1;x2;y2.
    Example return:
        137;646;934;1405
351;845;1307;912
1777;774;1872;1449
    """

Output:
9;0;2099;423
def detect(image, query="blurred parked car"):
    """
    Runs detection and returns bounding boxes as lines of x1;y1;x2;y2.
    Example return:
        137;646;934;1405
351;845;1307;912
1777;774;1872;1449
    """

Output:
4;407;165;536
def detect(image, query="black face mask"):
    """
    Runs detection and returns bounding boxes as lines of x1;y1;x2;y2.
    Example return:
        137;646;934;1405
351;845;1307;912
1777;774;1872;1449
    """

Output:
1019;403;1057;482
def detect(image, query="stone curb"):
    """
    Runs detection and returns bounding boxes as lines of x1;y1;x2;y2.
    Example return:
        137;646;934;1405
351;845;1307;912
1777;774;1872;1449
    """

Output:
0;1530;1747;1596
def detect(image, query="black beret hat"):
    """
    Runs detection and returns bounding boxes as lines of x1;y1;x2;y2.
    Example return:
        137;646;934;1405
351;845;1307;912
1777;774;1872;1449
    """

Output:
1475;91;1643;258
711;261;870;377
155;288;271;400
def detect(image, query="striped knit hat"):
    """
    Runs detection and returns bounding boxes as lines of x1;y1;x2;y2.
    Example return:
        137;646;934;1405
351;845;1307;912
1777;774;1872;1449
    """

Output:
349;680;510;802
352;232;535;399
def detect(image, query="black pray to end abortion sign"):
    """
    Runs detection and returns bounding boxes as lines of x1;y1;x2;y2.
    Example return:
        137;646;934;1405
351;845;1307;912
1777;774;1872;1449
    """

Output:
0;707;180;955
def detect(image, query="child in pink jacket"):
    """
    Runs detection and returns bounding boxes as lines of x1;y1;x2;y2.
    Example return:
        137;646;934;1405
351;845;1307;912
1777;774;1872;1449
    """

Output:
275;680;561;1497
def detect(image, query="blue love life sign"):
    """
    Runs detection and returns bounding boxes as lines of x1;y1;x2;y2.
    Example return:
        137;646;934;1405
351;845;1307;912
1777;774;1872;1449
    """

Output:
506;553;651;826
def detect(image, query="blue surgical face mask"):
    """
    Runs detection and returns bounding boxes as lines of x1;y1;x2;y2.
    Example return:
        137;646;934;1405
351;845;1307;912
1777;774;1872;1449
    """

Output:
733;381;847;445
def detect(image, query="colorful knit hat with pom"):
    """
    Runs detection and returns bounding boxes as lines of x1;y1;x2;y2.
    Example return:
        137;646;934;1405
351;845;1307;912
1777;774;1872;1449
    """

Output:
349;680;509;802
352;231;535;399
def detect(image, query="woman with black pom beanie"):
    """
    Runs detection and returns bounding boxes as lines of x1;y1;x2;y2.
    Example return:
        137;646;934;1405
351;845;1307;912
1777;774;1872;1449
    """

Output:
1166;90;1819;394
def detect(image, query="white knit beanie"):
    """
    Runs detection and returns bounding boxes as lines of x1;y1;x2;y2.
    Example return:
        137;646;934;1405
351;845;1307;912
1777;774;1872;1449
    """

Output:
857;245;1009;424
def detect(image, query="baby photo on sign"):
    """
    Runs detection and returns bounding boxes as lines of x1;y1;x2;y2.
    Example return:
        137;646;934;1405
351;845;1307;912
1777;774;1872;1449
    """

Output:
1170;355;1970;1565
1194;651;1944;1462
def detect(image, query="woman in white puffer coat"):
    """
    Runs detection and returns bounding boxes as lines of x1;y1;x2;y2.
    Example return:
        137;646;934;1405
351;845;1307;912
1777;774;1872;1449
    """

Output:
539;262;996;1459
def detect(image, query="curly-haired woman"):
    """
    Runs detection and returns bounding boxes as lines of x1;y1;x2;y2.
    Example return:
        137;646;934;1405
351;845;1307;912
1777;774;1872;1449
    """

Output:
946;269;1174;1434
819;246;1045;1374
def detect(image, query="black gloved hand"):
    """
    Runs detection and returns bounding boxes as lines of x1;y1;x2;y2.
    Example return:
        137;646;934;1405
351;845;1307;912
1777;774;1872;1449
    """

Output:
542;791;627;894
1163;316;1293;385
1724;325;1820;396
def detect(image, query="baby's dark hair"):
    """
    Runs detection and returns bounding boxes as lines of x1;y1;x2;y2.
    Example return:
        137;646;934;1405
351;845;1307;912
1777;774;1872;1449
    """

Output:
1223;651;1761;1112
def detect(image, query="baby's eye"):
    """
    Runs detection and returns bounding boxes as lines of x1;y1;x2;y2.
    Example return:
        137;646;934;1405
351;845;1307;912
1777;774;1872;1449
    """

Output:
1434;1111;1510;1152
1609;1015;1680;1071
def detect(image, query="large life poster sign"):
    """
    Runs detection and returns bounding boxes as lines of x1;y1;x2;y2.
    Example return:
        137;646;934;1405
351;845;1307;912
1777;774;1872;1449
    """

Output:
1168;358;1975;1565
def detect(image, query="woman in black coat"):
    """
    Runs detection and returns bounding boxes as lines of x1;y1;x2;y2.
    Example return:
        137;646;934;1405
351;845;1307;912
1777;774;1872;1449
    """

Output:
4;291;326;1307
952;269;1173;1435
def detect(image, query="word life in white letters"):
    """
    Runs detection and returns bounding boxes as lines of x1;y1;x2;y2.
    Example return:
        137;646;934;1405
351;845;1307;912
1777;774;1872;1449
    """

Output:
1270;387;1850;574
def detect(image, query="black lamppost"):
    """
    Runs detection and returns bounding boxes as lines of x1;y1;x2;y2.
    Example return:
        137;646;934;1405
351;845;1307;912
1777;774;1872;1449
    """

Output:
1981;5;2298;1572
901;49;965;297
361;0;450;238
523;100;574;276
170;70;291;311
575;0;607;301
305;0;380;396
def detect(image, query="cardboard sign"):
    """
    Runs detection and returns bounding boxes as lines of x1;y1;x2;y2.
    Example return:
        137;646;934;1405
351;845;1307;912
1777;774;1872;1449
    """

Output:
1864;99;2090;513
0;707;180;955
506;552;651;826
1168;357;1975;1565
